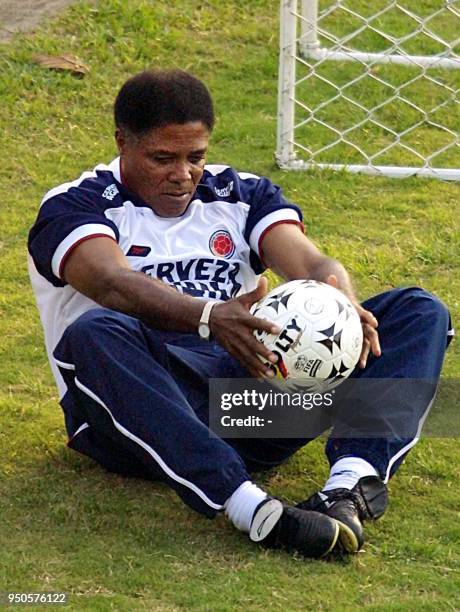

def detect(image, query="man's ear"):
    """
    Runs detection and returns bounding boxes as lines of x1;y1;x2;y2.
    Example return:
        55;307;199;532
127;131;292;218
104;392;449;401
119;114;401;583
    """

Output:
115;128;126;154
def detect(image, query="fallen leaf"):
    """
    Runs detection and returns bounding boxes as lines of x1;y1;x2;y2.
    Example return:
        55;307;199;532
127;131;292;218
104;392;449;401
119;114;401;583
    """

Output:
32;53;89;75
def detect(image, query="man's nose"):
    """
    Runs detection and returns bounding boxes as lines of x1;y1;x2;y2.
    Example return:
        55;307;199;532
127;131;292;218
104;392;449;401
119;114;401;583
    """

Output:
169;160;192;182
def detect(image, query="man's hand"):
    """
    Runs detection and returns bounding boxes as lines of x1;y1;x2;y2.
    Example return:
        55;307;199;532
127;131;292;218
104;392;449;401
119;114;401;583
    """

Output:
209;277;281;378
326;274;381;369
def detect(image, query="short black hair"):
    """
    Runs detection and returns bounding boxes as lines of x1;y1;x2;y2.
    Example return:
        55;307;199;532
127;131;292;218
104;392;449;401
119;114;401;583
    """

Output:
114;69;215;136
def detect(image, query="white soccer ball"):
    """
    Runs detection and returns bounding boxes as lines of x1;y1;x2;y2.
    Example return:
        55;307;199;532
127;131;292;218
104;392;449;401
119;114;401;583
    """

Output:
250;280;363;391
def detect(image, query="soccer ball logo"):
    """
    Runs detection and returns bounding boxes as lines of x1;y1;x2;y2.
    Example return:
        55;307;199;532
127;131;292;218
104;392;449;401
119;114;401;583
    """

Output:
251;280;363;391
209;230;235;258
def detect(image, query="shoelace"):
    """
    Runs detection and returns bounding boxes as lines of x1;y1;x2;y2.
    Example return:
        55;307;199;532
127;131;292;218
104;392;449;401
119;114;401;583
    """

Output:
322;489;369;520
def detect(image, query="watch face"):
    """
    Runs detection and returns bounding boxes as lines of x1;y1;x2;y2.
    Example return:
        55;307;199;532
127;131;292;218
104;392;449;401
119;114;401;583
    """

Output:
199;324;210;339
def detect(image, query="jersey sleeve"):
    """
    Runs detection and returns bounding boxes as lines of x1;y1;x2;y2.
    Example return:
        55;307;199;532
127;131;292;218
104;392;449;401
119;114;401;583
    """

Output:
28;190;119;286
240;173;304;273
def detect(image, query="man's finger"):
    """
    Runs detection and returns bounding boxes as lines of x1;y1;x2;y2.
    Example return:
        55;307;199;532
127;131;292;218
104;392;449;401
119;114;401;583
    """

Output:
239;276;269;308
325;274;339;288
363;323;381;357
245;313;281;335
359;338;371;369
356;305;378;328
229;326;280;365
228;339;276;378
244;333;279;364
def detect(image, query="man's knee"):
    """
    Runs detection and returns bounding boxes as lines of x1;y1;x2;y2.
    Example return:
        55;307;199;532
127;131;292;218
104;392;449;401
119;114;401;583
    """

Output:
67;308;134;340
57;308;142;362
397;287;450;328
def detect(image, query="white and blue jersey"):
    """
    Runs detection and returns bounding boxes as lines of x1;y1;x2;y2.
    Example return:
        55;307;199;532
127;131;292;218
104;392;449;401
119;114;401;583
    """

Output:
28;157;303;396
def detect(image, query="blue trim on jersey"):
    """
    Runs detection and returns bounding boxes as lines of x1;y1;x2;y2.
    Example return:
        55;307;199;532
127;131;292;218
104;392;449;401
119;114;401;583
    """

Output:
198;167;301;222
198;168;302;273
28;170;121;286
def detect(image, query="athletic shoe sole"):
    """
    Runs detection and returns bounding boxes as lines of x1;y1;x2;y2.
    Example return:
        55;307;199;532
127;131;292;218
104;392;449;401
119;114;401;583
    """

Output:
250;498;284;542
336;520;360;554
321;520;340;557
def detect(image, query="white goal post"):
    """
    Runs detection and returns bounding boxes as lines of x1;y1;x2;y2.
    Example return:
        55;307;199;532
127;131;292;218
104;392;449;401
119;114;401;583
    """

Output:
276;0;460;180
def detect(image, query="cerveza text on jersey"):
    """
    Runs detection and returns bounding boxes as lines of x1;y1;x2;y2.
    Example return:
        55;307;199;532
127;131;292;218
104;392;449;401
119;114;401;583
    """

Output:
140;258;242;301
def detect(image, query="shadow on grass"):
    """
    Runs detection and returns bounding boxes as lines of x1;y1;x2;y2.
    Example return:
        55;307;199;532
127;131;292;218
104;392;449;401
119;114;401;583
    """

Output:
1;443;352;565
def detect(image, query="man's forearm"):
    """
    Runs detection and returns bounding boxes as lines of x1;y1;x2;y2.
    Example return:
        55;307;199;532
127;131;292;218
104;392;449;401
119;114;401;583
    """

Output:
94;267;205;333
270;249;357;302
307;256;357;301
261;224;358;302
62;237;206;333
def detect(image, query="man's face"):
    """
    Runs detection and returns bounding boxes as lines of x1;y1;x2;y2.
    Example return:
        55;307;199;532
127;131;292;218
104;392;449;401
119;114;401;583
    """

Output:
116;121;210;217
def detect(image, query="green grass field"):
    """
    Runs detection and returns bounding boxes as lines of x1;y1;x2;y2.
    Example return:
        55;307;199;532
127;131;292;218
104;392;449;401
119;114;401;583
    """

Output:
0;1;459;610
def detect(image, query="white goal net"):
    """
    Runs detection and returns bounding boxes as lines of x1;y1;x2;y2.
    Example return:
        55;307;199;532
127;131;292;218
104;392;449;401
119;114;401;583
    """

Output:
276;0;460;179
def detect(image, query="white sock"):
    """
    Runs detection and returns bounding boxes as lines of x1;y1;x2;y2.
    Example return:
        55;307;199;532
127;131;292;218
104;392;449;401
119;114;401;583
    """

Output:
322;457;379;493
224;481;267;533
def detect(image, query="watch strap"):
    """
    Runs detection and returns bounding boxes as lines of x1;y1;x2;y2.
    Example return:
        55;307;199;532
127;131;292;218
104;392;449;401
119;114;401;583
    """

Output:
198;301;217;339
200;300;217;325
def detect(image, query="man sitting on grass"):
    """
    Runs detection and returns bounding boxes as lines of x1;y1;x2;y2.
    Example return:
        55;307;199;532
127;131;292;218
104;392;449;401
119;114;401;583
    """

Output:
28;69;453;558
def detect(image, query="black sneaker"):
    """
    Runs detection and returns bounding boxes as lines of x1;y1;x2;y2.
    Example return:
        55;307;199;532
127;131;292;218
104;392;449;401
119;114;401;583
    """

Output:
296;476;388;554
249;497;340;558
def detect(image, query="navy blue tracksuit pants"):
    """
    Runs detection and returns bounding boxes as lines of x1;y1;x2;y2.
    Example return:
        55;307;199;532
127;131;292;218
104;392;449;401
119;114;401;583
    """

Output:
54;287;452;518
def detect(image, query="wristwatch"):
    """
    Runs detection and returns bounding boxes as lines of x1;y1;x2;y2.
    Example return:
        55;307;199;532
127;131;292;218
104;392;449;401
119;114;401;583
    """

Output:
198;301;217;341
